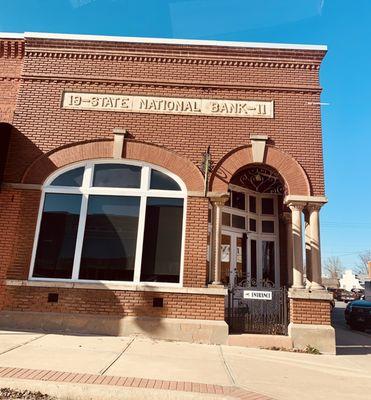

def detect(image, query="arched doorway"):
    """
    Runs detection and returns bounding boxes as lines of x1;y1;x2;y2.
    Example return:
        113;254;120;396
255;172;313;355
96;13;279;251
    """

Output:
219;164;285;288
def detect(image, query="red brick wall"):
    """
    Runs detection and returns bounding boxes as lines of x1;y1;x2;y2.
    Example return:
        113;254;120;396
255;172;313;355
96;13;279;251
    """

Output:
4;38;326;197
2;286;225;320
0;36;327;322
290;299;331;325
0;40;23;123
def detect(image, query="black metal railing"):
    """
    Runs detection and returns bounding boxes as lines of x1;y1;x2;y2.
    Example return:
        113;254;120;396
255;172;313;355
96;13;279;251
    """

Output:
226;282;289;335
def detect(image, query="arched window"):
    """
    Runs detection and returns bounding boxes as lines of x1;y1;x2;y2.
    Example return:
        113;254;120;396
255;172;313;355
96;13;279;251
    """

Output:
30;160;186;285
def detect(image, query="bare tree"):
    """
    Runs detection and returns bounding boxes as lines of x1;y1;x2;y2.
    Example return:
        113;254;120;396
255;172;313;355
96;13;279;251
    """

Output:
355;250;371;275
324;256;343;279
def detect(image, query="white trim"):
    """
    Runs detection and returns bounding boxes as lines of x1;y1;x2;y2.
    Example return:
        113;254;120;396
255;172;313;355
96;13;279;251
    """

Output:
0;32;24;39
29;159;187;288
22;31;327;51
284;195;328;204
5;280;227;296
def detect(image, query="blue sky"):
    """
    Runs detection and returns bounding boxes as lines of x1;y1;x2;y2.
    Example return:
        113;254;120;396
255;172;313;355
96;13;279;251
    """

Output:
1;0;370;270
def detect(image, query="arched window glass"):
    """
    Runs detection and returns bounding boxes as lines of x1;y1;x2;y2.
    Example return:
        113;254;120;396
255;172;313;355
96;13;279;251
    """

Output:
150;169;181;191
31;161;186;285
50;167;84;187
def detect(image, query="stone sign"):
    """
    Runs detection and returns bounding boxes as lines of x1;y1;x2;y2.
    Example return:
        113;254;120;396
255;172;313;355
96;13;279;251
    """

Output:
243;290;272;301
62;92;274;118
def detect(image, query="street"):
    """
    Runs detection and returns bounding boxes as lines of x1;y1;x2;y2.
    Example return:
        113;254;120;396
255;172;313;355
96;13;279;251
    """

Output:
332;301;371;355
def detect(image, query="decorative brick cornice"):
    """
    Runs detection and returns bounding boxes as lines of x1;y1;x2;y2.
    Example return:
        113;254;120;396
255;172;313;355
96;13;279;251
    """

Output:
0;40;24;58
25;47;321;70
21;74;322;94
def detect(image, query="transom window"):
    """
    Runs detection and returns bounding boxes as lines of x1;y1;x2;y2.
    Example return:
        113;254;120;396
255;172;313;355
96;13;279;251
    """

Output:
30;160;186;285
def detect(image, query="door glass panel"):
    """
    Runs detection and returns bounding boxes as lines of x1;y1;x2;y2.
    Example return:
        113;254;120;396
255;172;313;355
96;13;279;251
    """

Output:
262;241;275;284
221;234;231;285
93;164;141;188
249;218;256;232
232;191;245;210
140;198;183;283
250;239;257;286
33;193;82;279
249;196;256;213
261;198;274;215
79;195;140;281
222;212;231;226
232;214;245;229
236;236;246;284
262;220;274;233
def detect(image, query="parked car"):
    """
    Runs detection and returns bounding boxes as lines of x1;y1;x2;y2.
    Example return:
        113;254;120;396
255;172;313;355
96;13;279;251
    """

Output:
344;299;371;331
335;289;358;302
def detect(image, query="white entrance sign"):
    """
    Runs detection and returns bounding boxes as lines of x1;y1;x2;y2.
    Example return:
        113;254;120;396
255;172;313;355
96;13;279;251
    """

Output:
62;92;274;118
243;290;272;300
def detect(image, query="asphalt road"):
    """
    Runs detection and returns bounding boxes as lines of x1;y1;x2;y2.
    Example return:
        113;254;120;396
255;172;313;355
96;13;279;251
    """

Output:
332;301;371;355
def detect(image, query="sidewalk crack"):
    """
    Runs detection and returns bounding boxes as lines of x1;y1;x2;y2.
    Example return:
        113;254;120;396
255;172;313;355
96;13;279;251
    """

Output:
0;333;47;357
218;345;236;386
99;335;136;375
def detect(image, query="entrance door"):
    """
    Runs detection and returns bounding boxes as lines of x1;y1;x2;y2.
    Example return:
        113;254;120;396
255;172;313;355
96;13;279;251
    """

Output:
220;231;247;287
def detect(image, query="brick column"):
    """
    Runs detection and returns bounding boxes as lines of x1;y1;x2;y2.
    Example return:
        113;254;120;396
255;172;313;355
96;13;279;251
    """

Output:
209;195;229;286
288;289;335;354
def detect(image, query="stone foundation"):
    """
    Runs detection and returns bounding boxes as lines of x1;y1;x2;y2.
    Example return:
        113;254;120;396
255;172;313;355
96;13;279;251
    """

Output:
0;311;229;345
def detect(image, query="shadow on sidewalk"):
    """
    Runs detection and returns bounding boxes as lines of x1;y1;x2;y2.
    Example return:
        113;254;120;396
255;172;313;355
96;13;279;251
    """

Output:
332;303;371;355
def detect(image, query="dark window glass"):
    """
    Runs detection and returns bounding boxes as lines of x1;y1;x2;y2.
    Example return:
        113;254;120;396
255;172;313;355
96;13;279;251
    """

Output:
222;212;230;226
262;241;275;283
262;220;275;233
225;194;231;207
262;198;274;215
232;191;245;210
249;196;256;213
208;208;211;223
50;167;84;187
249;218;256;232
33;194;82;279
251;240;257;285
232;214;245;229
141;198;183;283
79;195;140;281
93;164;141;188
150;169;181;191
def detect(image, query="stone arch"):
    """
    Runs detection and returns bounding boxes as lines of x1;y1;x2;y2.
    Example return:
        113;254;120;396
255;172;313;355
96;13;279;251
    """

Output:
209;145;311;196
22;139;204;192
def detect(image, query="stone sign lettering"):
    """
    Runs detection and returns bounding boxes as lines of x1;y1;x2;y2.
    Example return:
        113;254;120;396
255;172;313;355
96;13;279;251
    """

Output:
62;92;274;118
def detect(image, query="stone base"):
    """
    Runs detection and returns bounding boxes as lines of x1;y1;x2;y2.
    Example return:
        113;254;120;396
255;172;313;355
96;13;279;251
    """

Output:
288;322;336;355
227;334;293;350
0;311;229;345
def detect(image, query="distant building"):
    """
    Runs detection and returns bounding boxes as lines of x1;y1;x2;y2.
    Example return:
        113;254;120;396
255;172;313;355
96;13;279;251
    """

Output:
322;277;339;290
339;270;363;292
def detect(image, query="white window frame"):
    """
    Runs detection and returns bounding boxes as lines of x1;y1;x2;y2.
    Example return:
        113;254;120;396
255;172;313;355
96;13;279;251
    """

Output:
28;159;187;288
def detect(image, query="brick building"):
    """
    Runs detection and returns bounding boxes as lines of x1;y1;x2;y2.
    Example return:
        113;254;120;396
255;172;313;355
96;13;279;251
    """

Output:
0;32;335;353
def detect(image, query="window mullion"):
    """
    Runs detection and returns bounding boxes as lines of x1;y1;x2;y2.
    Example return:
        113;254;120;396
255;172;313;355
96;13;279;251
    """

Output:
71;165;92;280
133;166;150;283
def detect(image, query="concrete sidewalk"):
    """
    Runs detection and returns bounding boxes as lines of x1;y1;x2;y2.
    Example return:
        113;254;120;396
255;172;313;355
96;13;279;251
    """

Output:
0;330;370;400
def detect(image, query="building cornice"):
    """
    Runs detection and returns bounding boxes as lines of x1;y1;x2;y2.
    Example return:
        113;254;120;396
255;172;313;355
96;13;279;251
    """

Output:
24;47;322;70
0;39;24;58
19;74;322;94
23;31;327;51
